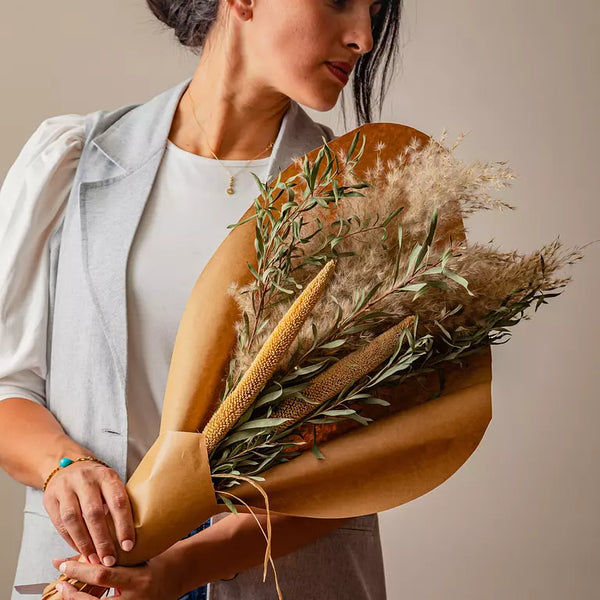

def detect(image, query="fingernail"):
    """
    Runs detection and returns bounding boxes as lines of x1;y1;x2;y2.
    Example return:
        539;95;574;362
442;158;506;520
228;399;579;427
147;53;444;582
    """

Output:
59;562;67;573
88;553;100;565
121;539;134;552
56;582;65;593
103;555;116;567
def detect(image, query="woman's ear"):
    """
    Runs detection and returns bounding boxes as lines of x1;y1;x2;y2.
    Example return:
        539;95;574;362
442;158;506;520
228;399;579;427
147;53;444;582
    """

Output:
229;0;254;21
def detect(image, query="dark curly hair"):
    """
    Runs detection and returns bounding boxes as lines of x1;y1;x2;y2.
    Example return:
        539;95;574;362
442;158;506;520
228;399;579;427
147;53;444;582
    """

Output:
146;0;404;127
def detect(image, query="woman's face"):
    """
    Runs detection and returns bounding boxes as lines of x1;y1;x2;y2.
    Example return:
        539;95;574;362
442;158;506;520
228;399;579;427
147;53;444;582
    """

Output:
240;0;384;111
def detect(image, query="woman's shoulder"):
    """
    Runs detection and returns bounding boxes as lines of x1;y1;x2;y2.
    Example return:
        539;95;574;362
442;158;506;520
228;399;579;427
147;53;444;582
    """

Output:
15;101;140;169
9;113;87;174
0;114;89;242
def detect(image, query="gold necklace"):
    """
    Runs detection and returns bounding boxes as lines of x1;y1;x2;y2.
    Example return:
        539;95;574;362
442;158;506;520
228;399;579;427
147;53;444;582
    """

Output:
186;89;275;195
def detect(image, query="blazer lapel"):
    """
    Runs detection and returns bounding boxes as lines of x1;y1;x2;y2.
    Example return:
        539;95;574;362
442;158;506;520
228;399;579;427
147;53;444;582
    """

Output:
79;155;165;385
78;78;191;389
78;76;333;394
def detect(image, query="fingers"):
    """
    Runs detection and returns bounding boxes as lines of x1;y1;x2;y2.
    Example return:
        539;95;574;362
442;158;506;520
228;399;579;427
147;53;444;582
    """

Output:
77;480;118;566
52;554;80;570
44;495;79;554
99;470;136;553
59;490;100;561
43;462;135;564
45;472;97;560
58;561;135;593
55;580;99;600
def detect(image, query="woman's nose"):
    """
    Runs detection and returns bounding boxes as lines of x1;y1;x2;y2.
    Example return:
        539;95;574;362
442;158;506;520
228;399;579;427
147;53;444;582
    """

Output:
344;8;375;55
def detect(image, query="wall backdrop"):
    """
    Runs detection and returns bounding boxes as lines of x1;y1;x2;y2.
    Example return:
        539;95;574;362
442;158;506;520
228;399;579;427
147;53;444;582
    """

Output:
1;1;598;598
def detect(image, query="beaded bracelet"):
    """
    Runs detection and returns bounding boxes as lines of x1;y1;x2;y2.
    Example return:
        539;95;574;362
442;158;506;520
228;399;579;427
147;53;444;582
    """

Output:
42;456;112;492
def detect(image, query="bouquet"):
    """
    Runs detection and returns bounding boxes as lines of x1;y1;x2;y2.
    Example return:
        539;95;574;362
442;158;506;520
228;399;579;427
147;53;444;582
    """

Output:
43;123;583;599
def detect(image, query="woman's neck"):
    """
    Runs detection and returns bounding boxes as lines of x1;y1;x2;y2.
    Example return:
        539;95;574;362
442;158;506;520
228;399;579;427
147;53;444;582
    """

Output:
168;38;291;161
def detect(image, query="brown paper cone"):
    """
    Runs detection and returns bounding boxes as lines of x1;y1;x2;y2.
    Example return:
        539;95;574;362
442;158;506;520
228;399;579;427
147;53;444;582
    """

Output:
115;430;219;566
159;221;256;434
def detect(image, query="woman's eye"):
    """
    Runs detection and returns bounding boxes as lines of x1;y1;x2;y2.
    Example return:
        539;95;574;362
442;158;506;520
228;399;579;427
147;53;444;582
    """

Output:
329;0;383;21
370;1;384;19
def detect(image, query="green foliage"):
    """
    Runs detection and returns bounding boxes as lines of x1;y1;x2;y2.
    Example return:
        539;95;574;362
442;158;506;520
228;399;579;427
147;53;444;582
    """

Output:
210;130;571;502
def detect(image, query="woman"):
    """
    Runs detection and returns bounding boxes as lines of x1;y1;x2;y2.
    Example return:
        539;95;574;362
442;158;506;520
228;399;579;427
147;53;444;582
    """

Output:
0;1;401;598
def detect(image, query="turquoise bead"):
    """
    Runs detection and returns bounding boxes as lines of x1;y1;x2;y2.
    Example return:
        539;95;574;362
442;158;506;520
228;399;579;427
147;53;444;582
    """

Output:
59;457;73;468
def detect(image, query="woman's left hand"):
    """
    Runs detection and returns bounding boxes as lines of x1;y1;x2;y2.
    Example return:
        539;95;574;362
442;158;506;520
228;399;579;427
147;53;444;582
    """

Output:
53;554;181;600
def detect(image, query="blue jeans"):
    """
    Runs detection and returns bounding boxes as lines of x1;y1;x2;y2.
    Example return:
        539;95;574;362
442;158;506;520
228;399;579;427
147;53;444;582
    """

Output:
177;518;212;600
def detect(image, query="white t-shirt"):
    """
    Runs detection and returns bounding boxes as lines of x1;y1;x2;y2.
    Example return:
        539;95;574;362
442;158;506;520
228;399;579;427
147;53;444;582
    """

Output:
127;139;270;475
0;115;272;477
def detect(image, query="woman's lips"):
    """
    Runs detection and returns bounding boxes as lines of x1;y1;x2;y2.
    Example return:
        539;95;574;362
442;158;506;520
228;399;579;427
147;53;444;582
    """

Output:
326;62;349;85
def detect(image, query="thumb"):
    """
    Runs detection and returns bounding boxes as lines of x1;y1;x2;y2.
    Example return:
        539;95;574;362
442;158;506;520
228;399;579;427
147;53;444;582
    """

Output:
52;554;82;570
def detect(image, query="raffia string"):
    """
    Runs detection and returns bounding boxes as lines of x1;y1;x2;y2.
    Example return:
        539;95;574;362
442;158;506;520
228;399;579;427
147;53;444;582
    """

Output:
216;491;282;598
41;556;109;600
212;473;283;599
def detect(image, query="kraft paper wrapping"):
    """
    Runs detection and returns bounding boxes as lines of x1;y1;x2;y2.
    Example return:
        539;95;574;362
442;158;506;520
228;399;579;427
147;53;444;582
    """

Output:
116;123;493;566
116;431;219;566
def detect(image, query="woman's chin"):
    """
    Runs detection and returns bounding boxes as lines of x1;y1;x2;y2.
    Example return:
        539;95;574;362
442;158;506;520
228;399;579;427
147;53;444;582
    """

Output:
298;90;342;113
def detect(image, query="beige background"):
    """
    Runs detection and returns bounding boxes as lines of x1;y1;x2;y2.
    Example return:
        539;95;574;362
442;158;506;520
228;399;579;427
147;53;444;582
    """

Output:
1;0;598;597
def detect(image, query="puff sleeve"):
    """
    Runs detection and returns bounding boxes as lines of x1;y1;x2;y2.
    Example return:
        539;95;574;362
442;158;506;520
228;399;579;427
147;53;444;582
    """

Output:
0;114;86;406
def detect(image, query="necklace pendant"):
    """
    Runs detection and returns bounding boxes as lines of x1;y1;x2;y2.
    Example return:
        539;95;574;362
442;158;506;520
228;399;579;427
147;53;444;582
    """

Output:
227;176;235;195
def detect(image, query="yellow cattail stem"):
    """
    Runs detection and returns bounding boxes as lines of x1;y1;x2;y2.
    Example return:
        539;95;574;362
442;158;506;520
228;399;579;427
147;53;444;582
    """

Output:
270;315;415;433
203;260;337;452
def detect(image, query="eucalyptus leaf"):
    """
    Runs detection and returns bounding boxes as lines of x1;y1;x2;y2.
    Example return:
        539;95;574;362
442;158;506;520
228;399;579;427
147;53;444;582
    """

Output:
312;441;326;460
253;385;284;408
236;417;292;431
319;338;347;349
218;494;239;515
220;429;267;447
443;269;475;296
320;409;357;417
348;413;372;426
346;131;360;162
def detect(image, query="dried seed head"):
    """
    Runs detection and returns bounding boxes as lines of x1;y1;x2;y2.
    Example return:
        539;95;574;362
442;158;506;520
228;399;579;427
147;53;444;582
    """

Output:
271;315;415;433
203;260;337;451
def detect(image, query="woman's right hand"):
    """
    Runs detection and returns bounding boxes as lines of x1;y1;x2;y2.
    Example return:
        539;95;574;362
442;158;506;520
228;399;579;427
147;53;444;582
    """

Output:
43;460;135;567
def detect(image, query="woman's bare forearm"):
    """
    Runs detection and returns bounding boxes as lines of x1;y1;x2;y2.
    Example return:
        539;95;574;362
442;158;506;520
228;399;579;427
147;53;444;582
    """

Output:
0;397;90;489
0;398;354;578
0;398;136;563
163;511;353;595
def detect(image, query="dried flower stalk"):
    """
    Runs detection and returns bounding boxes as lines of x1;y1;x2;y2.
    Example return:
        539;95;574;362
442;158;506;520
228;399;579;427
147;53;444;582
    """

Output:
270;315;415;433
203;259;336;452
